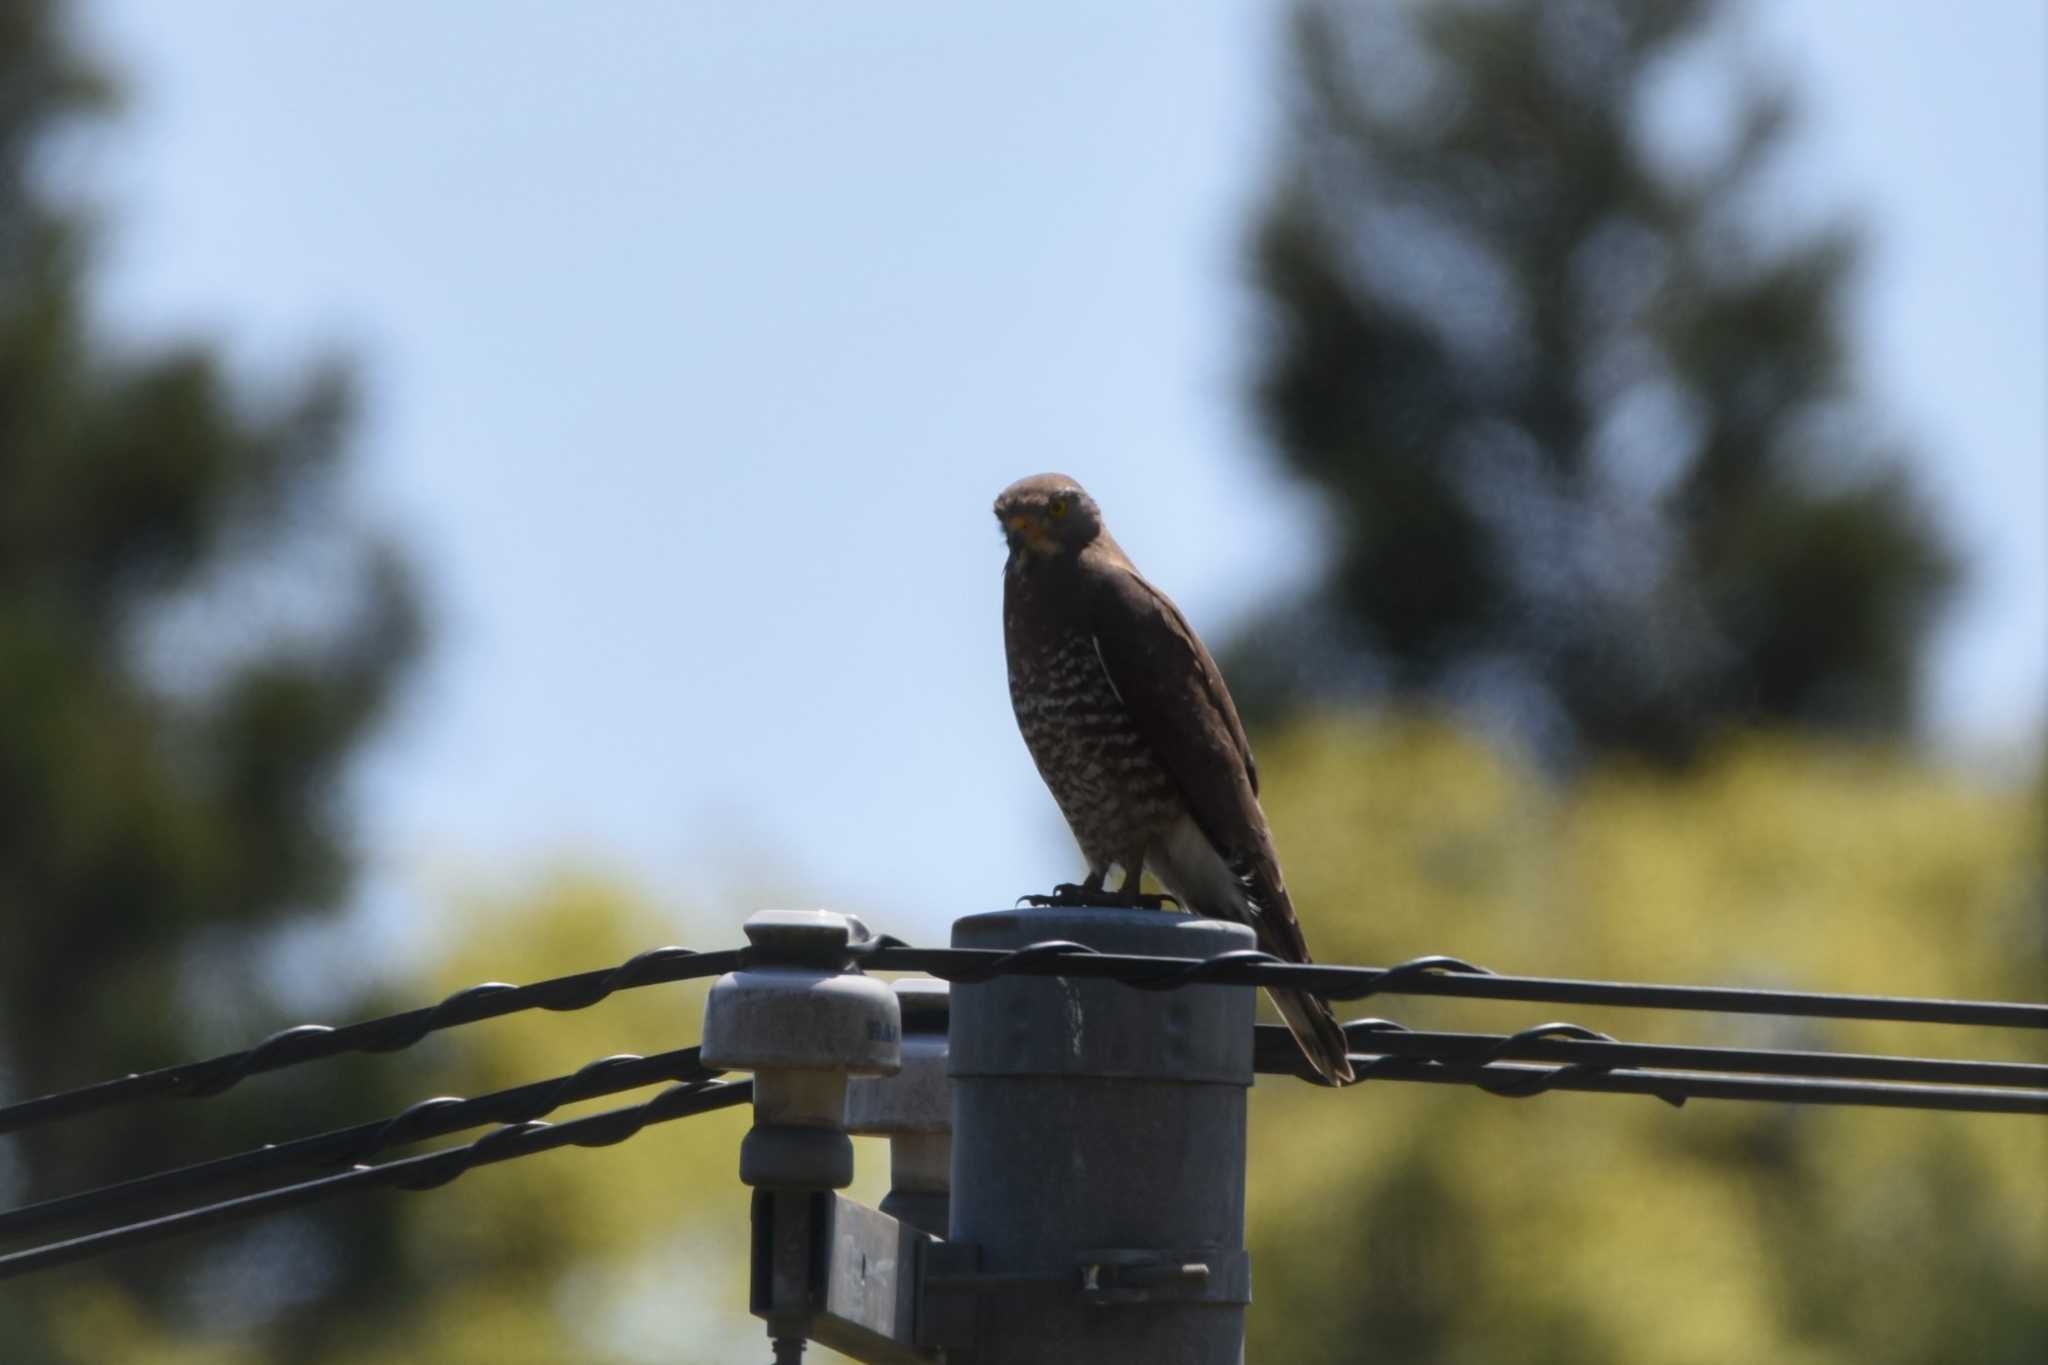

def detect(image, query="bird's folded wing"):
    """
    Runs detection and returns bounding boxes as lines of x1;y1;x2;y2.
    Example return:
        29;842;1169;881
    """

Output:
1085;559;1264;856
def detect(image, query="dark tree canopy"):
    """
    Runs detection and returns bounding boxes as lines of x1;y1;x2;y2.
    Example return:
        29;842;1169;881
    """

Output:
0;0;422;1355
1234;0;1957;764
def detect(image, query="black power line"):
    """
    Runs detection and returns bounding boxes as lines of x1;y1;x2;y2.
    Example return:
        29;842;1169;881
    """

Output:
0;1048;720;1245
0;946;739;1138
1251;1022;2048;1113
1252;1020;2048;1090
0;1077;753;1282
0;940;2041;1285
17;1016;2041;1260
870;944;2048;1030
3;937;2040;1146
1334;1056;2048;1115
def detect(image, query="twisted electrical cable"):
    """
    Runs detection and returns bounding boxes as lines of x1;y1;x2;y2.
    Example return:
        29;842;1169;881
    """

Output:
871;944;2048;1030
9;934;2043;1146
0;1048;721;1244
1250;1021;2048;1113
0;946;739;1137
0;1076;753;1281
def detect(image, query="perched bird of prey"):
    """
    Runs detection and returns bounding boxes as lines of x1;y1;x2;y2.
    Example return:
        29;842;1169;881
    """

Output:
995;472;1355;1086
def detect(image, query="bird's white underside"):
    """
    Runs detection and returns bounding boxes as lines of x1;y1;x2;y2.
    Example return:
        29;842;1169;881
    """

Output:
1150;812;1257;926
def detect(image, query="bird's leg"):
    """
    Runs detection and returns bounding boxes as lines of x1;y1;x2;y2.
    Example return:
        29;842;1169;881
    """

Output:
1114;860;1180;912
1018;866;1130;908
1015;860;1180;910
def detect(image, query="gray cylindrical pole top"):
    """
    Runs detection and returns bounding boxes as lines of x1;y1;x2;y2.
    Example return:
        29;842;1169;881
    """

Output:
948;907;1255;1365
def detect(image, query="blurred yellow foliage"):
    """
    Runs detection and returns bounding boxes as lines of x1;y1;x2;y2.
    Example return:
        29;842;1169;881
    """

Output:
320;872;772;1365
1248;714;2045;1364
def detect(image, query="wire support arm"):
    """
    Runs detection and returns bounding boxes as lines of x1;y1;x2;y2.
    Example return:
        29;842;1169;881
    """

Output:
0;946;740;1138
0;1077;754;1282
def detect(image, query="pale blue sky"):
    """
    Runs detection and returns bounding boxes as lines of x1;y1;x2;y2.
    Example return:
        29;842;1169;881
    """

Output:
76;2;2044;952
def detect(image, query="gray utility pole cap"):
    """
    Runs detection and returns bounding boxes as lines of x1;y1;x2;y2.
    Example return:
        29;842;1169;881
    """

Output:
845;977;953;1237
702;910;902;1190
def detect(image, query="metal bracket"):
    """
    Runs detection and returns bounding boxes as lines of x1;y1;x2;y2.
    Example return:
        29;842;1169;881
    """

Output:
751;1189;951;1364
748;1191;1254;1359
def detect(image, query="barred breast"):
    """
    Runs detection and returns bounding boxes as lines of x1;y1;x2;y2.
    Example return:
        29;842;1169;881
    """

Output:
1007;626;1184;871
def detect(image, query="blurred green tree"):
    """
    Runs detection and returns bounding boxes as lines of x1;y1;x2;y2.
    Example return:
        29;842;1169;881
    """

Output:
1;0;422;1357
1234;0;1958;764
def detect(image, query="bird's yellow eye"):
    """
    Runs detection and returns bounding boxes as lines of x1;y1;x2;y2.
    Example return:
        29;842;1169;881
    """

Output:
1048;497;1071;520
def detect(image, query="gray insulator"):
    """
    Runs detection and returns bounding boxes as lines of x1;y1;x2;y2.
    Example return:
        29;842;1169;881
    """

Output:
703;910;902;1190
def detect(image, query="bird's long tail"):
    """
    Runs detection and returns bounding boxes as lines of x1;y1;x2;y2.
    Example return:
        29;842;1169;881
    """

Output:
1270;986;1356;1087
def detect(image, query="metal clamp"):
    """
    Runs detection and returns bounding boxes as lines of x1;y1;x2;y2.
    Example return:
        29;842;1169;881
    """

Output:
921;1247;1252;1308
1079;1248;1251;1307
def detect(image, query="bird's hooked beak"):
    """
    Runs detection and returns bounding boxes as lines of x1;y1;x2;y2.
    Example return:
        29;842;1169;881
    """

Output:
1001;510;1057;556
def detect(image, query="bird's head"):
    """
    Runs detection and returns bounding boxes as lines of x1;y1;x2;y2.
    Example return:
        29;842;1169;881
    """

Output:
994;473;1102;560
